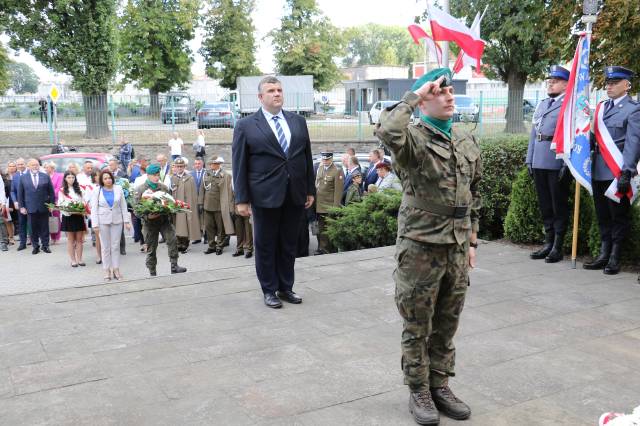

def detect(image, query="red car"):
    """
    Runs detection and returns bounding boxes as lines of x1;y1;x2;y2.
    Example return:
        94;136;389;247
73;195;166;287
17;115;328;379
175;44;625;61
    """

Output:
39;152;114;173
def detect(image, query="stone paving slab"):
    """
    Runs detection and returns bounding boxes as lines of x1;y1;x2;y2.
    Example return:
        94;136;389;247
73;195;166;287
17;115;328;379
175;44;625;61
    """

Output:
0;241;639;425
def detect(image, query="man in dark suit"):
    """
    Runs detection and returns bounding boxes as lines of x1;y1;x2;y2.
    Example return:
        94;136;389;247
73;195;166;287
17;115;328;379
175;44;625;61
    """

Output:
191;156;206;243
11;158;29;250
232;76;315;309
17;158;55;254
364;149;383;189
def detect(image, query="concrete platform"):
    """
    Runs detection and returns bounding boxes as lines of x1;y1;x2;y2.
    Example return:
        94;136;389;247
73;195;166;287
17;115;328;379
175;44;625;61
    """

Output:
1;241;639;425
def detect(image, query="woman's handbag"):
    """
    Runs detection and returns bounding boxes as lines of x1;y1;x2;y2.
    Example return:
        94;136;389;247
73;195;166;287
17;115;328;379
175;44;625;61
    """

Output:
48;214;60;233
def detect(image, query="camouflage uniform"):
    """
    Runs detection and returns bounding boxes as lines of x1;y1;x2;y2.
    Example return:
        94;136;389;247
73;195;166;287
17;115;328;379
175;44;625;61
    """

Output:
134;181;180;273
376;91;482;391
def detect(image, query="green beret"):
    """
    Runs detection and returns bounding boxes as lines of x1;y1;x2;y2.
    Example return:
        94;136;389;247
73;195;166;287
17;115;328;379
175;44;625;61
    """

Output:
146;163;161;175
411;68;452;92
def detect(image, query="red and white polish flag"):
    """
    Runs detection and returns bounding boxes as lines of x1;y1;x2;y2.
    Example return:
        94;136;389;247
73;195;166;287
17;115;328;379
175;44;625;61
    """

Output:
428;6;486;69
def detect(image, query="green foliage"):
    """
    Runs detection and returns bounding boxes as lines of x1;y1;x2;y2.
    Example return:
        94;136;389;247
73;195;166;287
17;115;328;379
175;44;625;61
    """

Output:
476;134;529;239
119;0;199;94
270;0;345;91
0;44;9;95
341;24;422;69
7;61;39;94
586;202;640;263
200;0;261;89
326;190;401;251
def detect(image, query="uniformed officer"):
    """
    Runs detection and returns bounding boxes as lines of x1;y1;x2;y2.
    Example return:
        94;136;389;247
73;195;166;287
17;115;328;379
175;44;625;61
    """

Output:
314;152;344;255
134;164;187;276
525;65;572;263
376;68;481;425
199;156;234;255
585;66;640;275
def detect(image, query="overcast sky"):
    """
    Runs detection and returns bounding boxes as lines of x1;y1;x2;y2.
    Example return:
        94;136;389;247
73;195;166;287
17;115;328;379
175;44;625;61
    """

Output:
4;0;427;81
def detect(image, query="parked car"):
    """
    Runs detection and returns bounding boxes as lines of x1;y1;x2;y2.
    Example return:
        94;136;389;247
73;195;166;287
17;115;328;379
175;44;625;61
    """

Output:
523;98;538;121
453;95;479;123
161;92;196;124
197;102;237;129
39;152;114;173
368;100;399;125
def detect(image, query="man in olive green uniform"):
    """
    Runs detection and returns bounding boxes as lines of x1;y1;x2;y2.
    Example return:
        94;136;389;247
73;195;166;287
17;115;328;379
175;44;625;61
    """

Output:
199;156;234;255
134;164;187;276
314;152;344;255
376;68;481;425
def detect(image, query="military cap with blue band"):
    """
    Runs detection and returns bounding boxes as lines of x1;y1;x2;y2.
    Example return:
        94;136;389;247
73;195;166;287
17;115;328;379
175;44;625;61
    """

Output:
411;68;453;92
605;66;634;81
547;65;570;81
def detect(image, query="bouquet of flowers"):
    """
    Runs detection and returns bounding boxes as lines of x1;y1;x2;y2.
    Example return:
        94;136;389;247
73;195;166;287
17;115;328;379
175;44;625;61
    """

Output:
116;178;134;205
133;190;191;217
46;199;88;215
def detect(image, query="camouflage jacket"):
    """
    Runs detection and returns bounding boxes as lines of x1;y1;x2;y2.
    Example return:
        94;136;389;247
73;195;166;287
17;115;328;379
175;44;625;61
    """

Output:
375;91;482;245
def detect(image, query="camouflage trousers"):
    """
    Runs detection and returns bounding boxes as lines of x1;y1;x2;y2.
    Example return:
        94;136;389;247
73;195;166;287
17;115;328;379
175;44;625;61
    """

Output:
143;215;179;271
394;237;469;391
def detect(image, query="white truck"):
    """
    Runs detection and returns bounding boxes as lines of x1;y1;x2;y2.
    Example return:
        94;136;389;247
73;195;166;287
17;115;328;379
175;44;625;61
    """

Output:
229;75;315;116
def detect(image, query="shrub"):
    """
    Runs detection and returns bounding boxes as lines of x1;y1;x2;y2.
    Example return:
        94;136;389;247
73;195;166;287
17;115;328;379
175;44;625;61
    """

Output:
326;190;401;251
586;201;640;263
477;134;529;239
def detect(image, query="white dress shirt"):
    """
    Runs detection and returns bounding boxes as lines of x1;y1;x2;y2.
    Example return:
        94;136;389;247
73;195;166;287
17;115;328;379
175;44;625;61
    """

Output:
261;108;291;146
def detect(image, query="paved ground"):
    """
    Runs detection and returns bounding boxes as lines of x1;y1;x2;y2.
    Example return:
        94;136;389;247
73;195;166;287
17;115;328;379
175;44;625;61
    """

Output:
1;240;639;425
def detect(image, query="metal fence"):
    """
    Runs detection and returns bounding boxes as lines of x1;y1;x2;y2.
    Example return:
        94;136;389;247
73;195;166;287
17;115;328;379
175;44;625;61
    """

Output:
0;88;615;147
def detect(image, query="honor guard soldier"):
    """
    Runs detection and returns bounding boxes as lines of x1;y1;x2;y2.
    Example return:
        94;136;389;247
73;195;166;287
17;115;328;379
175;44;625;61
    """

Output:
314;152;344;255
199;156;235;255
585;66;640;275
376;68;481;425
526;65;572;263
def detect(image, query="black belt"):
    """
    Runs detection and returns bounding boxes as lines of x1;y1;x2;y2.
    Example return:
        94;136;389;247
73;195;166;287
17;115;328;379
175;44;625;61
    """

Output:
402;195;469;219
536;134;554;142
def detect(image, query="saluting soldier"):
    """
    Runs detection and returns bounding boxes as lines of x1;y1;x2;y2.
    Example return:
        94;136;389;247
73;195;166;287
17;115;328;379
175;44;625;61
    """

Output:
314;152;344;255
526;65;572;263
169;158;200;253
199;156;235;255
585;66;640;275
376;68;481;425
134;164;187;276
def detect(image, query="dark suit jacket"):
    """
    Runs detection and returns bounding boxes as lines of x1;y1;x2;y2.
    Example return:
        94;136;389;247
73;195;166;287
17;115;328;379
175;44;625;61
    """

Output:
11;171;26;206
17;172;55;214
191;169;206;195
364;163;379;188
232;109;315;208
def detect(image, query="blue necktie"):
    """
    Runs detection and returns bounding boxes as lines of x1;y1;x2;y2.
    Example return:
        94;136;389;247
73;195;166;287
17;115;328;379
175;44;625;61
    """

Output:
605;99;613;114
272;116;289;154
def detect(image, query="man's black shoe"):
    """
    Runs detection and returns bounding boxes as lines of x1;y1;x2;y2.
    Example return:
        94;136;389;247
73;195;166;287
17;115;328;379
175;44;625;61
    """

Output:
204;248;216;254
149;269;157;277
277;290;302;304
171;264;187;274
244;251;253;258
530;232;553;259
191;240;201;244
430;386;471;420
215;248;222;255
584;241;611;270
263;293;282;309
409;391;439;425
120;249;126;255
42;246;51;254
17;245;26;251
232;249;244;257
32;247;40;255
544;233;564;263
603;243;621;275
313;249;325;256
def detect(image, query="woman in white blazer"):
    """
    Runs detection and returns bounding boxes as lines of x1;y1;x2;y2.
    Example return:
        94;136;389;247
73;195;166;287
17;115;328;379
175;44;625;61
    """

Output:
90;170;131;281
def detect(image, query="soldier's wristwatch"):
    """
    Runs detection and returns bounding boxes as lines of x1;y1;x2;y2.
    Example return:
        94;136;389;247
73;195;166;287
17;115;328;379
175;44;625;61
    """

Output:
469;242;478;249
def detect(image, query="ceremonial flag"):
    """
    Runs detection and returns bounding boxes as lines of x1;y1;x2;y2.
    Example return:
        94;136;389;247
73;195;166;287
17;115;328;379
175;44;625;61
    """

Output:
453;6;487;73
407;24;443;65
427;6;485;68
552;33;592;194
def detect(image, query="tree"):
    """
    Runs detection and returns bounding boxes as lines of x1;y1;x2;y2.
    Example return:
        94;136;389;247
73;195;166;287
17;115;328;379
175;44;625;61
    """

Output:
119;0;200;115
444;1;561;133
341;24;422;71
546;0;640;90
270;0;345;91
200;0;261;90
3;0;119;138
7;61;40;94
0;44;9;95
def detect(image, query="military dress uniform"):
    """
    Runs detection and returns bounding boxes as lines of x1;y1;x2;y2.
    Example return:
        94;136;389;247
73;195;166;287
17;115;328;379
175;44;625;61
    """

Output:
585;66;640;275
314;153;344;254
376;69;481;425
199;162;233;254
525;65;572;263
134;175;186;276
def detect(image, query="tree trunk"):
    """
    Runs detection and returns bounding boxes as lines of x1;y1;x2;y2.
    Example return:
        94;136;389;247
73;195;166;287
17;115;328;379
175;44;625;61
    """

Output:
149;88;160;116
83;92;110;139
505;71;527;134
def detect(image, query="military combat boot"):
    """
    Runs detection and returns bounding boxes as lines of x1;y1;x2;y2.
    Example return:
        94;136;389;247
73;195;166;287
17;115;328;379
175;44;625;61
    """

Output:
583;241;611;270
171;263;187;274
544;233;564;263
148;267;157;277
603;243;621;275
430;386;471;420
409;391;440;425
530;232;554;259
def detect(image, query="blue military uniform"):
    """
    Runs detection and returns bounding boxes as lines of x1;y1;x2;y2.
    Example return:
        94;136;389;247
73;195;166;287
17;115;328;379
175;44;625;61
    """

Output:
525;65;572;262
585;66;640;274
